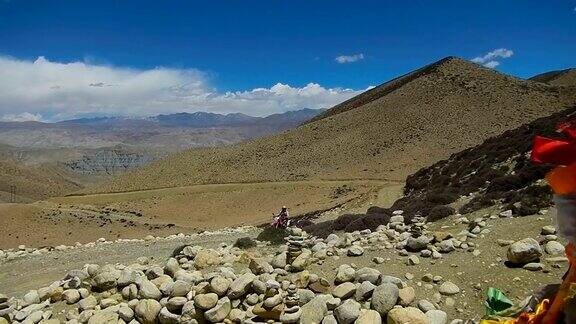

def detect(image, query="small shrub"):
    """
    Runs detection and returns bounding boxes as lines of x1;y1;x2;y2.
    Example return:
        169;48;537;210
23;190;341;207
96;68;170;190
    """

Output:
256;227;288;245
366;206;390;215
344;213;392;232
425;191;458;204
333;214;362;230
233;237;257;249
303;221;334;238
487;175;523;193
459;196;494;214
427;205;455;222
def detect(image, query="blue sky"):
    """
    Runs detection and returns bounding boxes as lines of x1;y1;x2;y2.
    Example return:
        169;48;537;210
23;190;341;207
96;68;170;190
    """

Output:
0;0;574;121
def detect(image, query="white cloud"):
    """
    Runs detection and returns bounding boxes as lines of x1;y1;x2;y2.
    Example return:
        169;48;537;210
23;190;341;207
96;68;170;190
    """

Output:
0;112;43;122
472;48;514;68
335;53;364;64
0;55;369;121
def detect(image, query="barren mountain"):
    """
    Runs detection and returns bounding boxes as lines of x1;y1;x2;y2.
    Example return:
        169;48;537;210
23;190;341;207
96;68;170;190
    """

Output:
0;159;82;202
530;68;576;86
0;109;322;200
93;57;576;193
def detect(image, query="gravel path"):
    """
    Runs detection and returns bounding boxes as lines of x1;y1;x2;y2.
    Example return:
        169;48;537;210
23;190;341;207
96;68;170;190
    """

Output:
0;228;259;297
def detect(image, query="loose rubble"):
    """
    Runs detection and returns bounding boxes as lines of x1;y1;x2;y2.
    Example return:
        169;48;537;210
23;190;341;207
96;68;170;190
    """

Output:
0;209;567;323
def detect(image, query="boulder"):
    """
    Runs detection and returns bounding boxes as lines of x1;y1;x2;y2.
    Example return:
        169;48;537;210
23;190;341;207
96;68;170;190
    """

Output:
135;299;162;324
387;307;428;324
334;299;361;324
88;311;118;324
355;309;382;324
371;283;398;315
507;238;542;265
204;297;231;322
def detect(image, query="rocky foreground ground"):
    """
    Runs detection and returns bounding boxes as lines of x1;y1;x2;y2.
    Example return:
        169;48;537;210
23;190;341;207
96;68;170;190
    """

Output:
0;208;571;324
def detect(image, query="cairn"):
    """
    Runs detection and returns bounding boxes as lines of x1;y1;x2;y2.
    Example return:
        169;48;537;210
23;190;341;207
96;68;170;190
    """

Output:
410;216;427;237
280;284;301;323
285;227;310;265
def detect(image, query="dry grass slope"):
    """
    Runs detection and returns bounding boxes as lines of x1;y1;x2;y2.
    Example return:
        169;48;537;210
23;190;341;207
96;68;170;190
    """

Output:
92;57;576;194
0;160;82;202
530;68;576;86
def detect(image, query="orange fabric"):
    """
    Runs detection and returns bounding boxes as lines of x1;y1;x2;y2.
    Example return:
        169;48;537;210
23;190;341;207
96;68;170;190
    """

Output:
531;120;576;167
542;243;576;324
546;164;576;195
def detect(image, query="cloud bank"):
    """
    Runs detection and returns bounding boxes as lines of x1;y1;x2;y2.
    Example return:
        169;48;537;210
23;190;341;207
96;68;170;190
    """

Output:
472;48;514;68
335;53;365;64
0;56;369;122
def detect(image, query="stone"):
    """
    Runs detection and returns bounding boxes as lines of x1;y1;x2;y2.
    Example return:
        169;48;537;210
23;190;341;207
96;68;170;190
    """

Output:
322;314;338;324
228;308;246;322
347;246;364;256
418;299;436;312
228;273;256;299
355;281;376;301
438;240;455;253
387;307;428;324
507;238;542;265
88;311;118;324
398;286;415;306
252;302;284;320
63;289;80;304
139;280;162;300
158;307;180;324
427;309;448;324
371;283;399;315
118;305;135;322
523;263;544;271
355;309;382;323
335;264;356;284
204;297;231;322
300;295;330;324
249;258;274;275
271;252;288;269
407;255;420;265
439;281;460;296
355;267;381;285
373;257;385;264
23;290;40;306
79;295;98;311
194;249;221;269
545;241;565;255
210;276;230;296
166;297;187;312
334;299;361;324
135;299;162;324
407;236;431;251
332;282;356;299
291;249;312;271
542;225;556;235
94;271;117;290
194;293;219;310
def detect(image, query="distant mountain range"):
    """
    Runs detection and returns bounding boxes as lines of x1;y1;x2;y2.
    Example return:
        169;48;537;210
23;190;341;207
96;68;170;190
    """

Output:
50;108;323;128
0;108;325;200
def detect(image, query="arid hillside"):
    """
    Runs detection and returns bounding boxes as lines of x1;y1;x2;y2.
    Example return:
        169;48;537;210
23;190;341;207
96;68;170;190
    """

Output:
92;57;576;193
0;160;82;202
530;68;576;86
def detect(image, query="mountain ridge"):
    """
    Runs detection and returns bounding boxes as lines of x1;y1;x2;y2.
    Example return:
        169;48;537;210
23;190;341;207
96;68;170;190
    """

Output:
91;57;576;194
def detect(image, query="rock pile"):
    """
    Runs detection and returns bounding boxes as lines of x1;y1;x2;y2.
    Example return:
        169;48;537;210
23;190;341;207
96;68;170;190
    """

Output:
0;227;257;264
0;233;457;324
285;227;312;272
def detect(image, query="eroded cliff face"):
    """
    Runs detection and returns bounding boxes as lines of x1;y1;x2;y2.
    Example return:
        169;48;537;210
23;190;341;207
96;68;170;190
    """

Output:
65;150;155;174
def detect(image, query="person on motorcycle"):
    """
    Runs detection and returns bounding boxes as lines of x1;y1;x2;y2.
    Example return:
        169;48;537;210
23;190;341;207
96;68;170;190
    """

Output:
271;206;290;228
